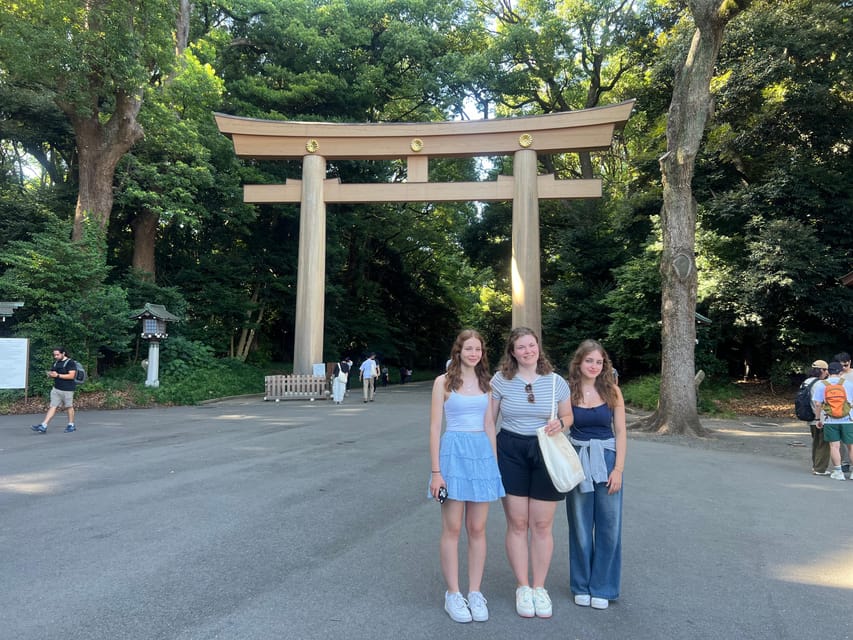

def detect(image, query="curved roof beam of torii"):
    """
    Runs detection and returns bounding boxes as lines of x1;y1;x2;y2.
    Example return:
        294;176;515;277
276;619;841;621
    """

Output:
215;101;635;204
214;100;635;160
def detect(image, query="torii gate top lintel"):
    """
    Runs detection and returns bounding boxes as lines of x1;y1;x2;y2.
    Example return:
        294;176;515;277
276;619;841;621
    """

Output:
214;100;634;161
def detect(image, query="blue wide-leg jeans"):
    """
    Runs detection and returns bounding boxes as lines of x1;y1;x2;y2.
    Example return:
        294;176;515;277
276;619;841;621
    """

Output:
565;450;622;600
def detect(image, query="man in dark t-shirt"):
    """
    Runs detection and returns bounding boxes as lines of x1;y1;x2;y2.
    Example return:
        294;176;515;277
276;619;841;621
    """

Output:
31;347;77;434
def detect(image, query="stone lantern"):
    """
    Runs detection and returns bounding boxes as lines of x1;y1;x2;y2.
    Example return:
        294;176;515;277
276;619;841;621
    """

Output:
130;303;180;388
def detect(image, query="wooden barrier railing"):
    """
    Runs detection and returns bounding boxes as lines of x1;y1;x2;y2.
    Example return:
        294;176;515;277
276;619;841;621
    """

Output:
264;375;328;401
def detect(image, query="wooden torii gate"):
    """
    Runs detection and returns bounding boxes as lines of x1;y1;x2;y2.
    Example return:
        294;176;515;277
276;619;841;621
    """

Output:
215;101;634;374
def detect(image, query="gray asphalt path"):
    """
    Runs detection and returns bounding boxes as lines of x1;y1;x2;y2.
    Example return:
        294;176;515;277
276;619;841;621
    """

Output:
1;382;850;640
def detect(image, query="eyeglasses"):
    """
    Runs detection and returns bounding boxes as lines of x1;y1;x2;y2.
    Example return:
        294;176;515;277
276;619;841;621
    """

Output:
524;383;535;403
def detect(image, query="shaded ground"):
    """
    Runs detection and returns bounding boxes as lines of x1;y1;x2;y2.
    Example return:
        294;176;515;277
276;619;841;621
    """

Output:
715;379;796;419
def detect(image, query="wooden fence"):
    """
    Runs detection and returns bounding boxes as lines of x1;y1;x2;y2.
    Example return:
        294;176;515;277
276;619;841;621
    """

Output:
264;374;329;401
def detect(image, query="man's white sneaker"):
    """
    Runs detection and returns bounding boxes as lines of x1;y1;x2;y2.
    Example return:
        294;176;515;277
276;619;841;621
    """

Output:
532;587;552;618
591;597;609;610
444;591;472;623
830;469;846;480
574;594;591;606
515;586;535;618
467;591;489;622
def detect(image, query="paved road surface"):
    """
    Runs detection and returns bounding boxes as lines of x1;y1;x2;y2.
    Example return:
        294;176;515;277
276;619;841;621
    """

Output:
1;382;850;640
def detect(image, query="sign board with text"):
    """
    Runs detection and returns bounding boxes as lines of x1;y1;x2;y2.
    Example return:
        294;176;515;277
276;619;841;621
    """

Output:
0;338;29;389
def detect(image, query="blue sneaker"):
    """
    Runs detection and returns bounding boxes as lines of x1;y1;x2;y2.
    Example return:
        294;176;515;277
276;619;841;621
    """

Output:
65;424;76;433
31;424;47;433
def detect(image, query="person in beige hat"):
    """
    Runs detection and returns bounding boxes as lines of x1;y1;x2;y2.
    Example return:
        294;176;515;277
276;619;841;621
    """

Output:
802;360;830;474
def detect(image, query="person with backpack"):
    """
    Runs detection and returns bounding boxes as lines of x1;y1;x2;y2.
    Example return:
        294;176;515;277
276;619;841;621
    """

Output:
331;357;350;405
796;360;830;475
811;361;853;480
30;346;78;434
832;352;853;472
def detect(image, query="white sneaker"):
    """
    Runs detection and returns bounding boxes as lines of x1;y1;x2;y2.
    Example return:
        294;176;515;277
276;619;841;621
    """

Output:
467;591;489;622
574;594;591;606
532;587;552;618
515;586;535;618
444;591;472;623
591;597;609;610
830;469;846;480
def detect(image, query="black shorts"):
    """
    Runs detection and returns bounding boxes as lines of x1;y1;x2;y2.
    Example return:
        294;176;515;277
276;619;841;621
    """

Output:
497;429;566;502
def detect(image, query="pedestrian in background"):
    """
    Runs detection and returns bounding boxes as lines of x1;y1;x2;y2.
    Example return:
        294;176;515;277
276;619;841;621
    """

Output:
811;360;853;480
31;347;78;434
359;353;378;403
801;360;830;475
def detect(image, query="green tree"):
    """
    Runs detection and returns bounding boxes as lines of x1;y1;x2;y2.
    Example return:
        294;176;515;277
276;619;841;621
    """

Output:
639;0;752;436
0;216;134;379
0;0;180;240
694;0;853;374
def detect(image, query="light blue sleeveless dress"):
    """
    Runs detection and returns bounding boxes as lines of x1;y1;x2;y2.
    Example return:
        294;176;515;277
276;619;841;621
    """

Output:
429;391;505;502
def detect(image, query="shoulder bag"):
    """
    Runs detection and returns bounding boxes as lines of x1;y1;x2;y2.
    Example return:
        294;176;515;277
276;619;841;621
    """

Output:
536;373;585;493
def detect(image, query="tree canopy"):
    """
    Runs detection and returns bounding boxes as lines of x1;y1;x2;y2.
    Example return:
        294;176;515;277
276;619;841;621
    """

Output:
1;0;850;393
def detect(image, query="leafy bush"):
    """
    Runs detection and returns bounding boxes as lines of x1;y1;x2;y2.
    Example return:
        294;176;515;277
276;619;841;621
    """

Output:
153;356;266;405
621;374;742;416
620;375;661;411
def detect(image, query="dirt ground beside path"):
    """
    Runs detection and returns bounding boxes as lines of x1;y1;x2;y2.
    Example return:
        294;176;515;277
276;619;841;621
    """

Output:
626;410;819;468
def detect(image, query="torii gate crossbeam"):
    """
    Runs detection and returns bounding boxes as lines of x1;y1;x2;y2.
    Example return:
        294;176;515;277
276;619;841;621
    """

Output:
216;101;634;373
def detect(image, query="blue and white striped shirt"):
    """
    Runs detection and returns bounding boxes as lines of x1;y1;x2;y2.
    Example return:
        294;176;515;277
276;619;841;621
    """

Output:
491;371;570;436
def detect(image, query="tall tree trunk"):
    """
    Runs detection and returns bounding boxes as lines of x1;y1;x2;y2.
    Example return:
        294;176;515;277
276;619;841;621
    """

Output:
236;286;265;362
131;209;159;281
637;0;751;435
127;0;191;276
70;91;144;240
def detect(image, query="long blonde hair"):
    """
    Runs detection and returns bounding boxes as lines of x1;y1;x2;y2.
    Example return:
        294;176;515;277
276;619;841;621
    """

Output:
568;339;618;408
497;326;554;379
445;329;491;393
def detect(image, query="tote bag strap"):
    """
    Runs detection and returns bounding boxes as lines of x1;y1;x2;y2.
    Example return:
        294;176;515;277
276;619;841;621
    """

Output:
550;373;557;420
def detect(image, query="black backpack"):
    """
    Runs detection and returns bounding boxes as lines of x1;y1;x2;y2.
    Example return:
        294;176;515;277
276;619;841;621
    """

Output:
794;378;818;421
74;360;87;385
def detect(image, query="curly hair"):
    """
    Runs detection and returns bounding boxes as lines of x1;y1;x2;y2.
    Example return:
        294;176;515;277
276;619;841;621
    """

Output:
497;326;554;380
568;339;618;408
444;329;492;393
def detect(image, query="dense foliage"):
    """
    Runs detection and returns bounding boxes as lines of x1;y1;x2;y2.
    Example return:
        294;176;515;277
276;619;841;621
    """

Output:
0;0;850;396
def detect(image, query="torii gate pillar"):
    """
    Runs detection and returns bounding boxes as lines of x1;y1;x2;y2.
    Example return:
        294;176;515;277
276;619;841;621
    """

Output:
512;149;540;333
293;154;327;374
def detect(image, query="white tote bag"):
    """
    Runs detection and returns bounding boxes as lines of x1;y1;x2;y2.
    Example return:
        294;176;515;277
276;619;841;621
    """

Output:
536;374;585;493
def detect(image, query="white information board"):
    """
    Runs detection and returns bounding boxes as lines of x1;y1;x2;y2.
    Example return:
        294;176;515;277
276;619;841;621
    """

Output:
0;338;29;389
312;363;326;377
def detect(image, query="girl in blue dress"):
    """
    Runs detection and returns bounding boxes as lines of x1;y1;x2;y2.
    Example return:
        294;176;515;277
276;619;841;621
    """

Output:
429;329;505;623
565;339;627;611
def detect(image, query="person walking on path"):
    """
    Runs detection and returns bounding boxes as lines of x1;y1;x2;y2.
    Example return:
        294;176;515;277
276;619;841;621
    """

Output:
31;347;78;434
489;327;572;619
811;360;853;480
429;329;505;623
565;340;627;611
359;353;378;403
331;358;350;405
801;360;830;475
